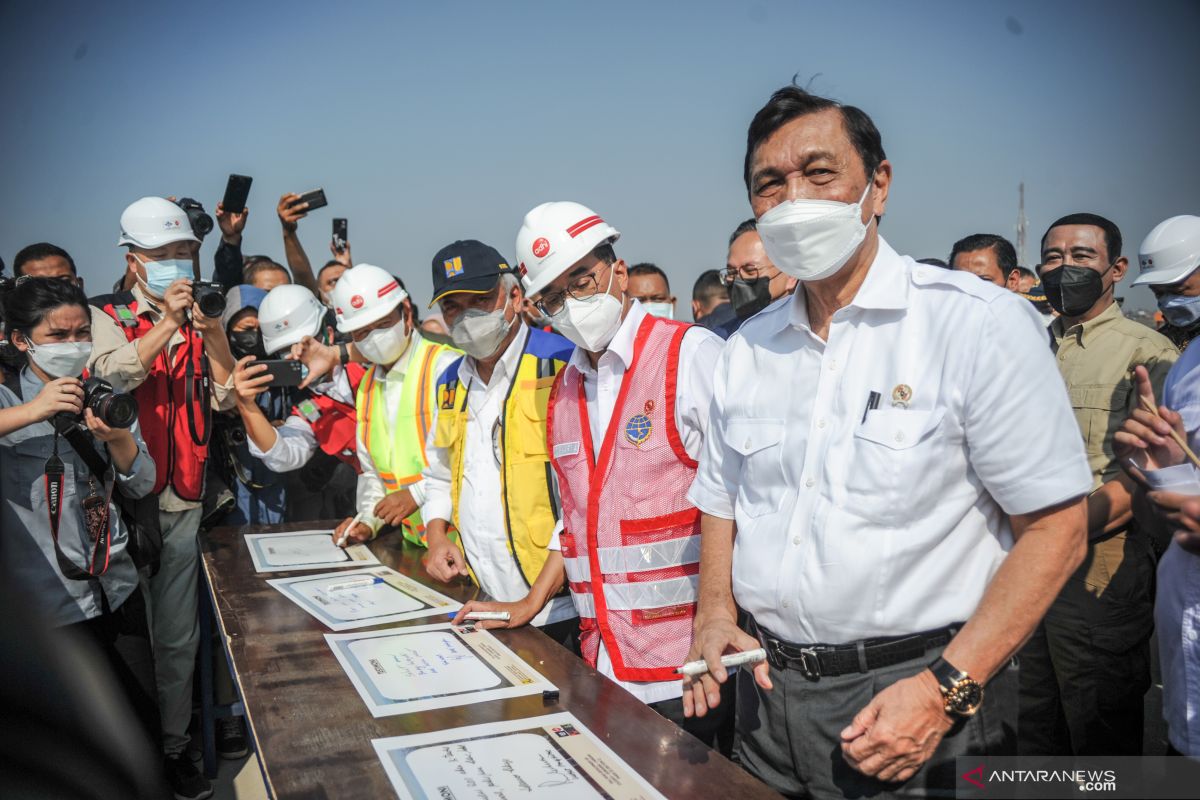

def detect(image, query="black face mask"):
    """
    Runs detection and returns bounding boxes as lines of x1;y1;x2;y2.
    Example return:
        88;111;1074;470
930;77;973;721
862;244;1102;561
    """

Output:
230;330;266;359
729;276;773;318
1041;264;1110;318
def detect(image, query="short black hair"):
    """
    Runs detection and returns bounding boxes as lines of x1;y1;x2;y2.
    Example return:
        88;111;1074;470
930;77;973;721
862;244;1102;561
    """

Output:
916;257;949;269
592;243;617;266
1040;213;1123;263
949;234;1017;274
693;269;728;304
1014;266;1037;281
317;260;345;282
243;259;289;285
628;262;670;291
744;85;886;191
13;242;77;277
728;218;758;249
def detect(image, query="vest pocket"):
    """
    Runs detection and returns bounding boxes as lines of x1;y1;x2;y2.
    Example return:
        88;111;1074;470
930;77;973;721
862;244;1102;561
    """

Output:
509;389;550;463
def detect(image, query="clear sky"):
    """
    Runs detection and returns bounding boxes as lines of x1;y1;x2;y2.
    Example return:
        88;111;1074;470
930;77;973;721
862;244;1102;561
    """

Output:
2;0;1197;311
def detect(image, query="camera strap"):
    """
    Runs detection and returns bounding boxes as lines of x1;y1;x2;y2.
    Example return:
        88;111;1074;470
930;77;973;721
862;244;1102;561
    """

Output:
44;429;112;581
184;324;213;447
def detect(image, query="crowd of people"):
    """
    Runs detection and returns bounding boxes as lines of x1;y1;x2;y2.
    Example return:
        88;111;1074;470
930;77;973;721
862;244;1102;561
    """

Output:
2;83;1198;800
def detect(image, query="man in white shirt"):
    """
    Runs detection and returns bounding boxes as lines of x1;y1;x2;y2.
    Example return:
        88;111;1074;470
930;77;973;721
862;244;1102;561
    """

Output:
683;86;1093;796
417;240;579;646
510;201;730;749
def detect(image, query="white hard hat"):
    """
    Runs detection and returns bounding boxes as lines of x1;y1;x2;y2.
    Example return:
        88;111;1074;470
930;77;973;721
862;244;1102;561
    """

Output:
259;284;326;356
1133;215;1200;287
330;263;408;333
515;201;620;298
117;196;200;249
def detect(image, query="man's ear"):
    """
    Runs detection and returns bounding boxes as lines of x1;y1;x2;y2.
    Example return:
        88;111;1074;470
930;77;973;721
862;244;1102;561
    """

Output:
1111;256;1129;285
612;259;629;294
125;251;140;278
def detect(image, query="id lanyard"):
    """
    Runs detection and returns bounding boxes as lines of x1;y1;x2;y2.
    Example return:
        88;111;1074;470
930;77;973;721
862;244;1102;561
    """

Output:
44;430;113;580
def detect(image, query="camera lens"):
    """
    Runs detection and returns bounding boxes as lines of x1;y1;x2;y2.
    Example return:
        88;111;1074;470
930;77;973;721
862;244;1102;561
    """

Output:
196;289;226;318
190;211;214;239
94;392;139;429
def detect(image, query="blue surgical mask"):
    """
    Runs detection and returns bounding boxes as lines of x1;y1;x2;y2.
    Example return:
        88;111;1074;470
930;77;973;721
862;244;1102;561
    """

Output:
1158;293;1200;328
137;256;192;298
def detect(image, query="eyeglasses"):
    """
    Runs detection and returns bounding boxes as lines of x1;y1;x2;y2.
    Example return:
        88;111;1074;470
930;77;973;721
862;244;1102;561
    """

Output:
720;265;770;285
535;263;612;316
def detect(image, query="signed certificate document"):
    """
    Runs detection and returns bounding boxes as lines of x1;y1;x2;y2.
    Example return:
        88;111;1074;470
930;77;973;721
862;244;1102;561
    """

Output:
326;623;556;716
267;567;461;630
245;531;379;573
372;712;666;800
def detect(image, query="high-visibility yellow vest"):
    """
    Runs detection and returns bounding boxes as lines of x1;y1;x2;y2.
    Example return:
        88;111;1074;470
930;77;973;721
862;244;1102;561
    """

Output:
432;328;573;585
357;333;456;546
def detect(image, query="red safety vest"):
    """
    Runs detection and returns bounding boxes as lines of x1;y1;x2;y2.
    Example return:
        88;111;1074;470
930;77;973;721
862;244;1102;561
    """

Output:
548;314;701;682
291;363;366;471
95;293;208;501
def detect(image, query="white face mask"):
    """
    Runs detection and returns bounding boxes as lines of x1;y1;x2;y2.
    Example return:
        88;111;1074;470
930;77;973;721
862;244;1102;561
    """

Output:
27;340;92;378
356;320;411;366
642;300;674;320
551;267;623;352
450;305;515;360
755;175;876;282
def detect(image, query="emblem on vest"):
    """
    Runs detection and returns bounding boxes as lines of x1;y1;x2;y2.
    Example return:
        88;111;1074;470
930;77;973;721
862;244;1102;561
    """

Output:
114;304;139;328
624;400;655;447
298;399;321;424
440;381;458;410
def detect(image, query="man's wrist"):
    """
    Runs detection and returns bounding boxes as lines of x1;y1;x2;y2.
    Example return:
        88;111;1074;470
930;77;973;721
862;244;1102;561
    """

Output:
221;233;243;247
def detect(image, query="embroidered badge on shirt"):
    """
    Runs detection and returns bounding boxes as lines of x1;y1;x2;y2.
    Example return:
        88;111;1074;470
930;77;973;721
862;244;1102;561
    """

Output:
624;400;655;447
891;383;913;408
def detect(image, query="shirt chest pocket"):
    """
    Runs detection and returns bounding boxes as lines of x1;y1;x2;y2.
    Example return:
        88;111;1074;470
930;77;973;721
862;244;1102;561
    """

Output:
1068;382;1130;459
724;419;786;519
844;408;946;524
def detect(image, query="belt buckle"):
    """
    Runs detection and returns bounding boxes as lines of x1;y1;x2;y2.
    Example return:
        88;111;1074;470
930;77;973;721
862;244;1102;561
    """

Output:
797;647;821;680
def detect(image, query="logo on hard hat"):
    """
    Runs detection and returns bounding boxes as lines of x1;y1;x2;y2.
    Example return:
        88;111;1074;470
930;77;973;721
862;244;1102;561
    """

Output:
350;295;365;309
532;238;551;258
164;219;181;229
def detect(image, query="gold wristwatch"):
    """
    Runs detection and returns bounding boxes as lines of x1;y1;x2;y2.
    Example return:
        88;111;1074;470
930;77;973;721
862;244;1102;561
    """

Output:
928;656;983;717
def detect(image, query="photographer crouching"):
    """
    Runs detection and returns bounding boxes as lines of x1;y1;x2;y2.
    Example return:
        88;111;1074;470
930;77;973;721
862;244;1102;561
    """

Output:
0;277;160;755
89;196;236;800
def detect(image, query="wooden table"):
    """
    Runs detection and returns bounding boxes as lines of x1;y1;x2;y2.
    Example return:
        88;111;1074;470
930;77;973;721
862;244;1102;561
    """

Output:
201;520;779;800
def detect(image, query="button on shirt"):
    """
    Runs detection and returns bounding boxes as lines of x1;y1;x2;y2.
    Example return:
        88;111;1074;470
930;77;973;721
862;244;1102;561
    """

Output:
688;239;1094;645
1051;301;1178;486
355;333;460;535
248;365;357;472
422;323;575;628
1141;339;1200;755
550;299;725;704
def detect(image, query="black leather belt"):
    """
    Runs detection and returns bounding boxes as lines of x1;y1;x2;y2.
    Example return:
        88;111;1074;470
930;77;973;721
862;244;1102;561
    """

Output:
753;619;962;680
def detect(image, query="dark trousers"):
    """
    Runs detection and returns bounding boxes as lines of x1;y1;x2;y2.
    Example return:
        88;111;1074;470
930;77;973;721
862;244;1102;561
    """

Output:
61;587;161;747
1018;530;1154;756
539;616;583;657
650;677;737;756
736;643;1017;799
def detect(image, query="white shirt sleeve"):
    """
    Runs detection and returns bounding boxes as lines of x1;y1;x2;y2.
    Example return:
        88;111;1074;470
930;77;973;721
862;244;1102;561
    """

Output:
247;415;319;473
964;295;1093;516
355;413;388;535
674;326;724;460
686;339;737;520
418;398;454;524
548;518;563;551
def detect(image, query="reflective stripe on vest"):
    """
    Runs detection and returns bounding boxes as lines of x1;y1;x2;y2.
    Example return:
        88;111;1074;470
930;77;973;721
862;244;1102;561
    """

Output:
548;314;701;682
355;334;453;545
432;327;571;587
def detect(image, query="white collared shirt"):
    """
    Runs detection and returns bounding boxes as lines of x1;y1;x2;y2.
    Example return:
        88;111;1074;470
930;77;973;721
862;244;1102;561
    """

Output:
687;238;1093;645
248;365;357;472
551;299;725;704
1144;339;1200;756
355;332;459;534
422;324;575;628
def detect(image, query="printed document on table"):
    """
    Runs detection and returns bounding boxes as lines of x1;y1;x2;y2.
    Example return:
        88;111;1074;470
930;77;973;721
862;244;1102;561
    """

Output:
372;712;666;800
326;623;556;717
245;530;380;573
267;566;462;630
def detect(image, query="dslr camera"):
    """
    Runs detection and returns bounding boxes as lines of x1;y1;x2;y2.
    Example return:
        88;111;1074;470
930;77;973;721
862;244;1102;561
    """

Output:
192;280;227;318
54;377;139;432
173;197;213;241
